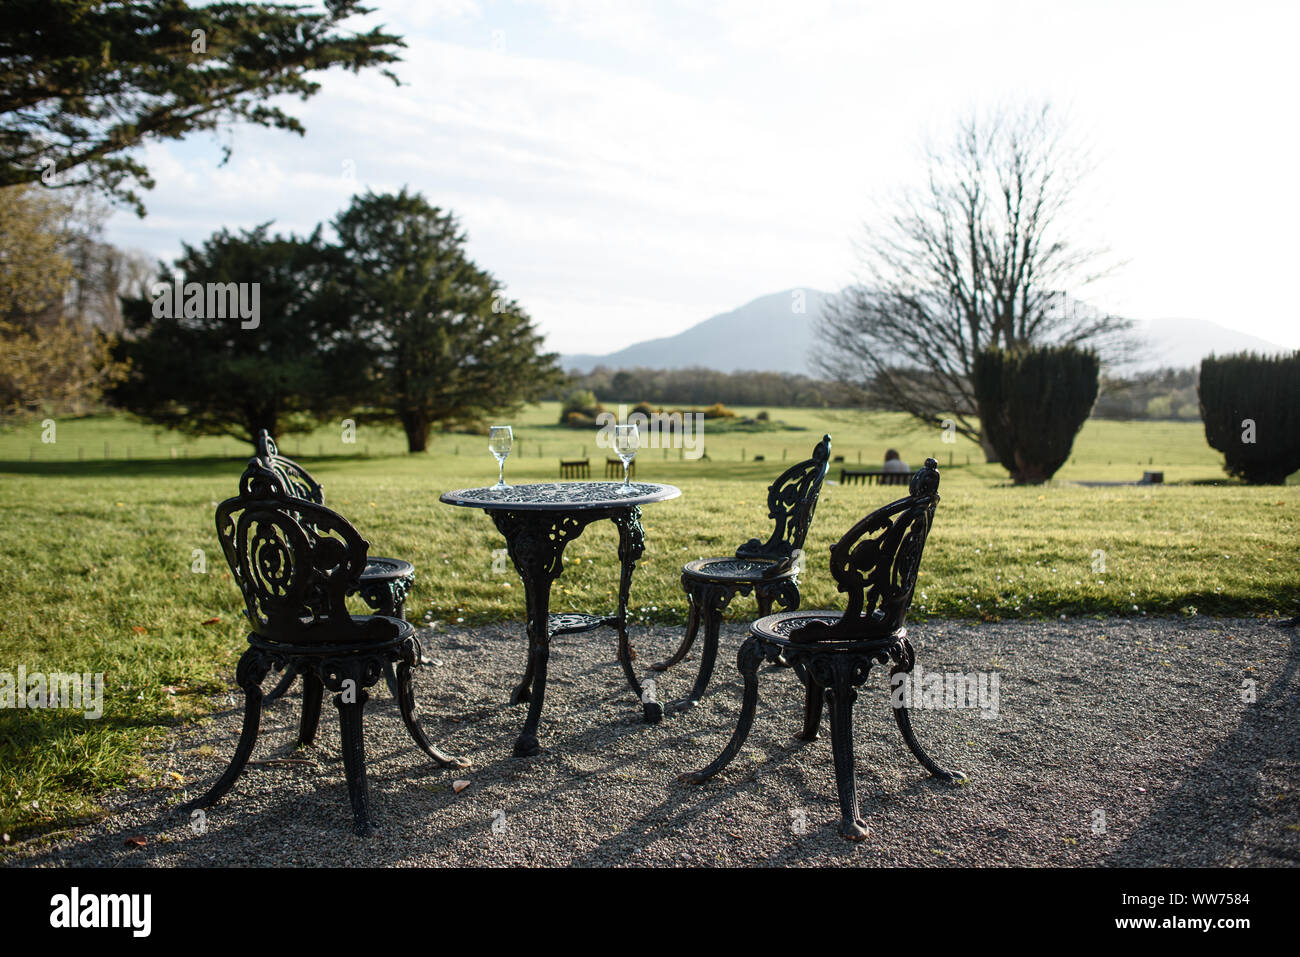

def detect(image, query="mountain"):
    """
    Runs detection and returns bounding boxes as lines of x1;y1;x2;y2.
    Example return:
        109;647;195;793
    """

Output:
560;289;832;375
559;290;1291;375
1129;318;1290;369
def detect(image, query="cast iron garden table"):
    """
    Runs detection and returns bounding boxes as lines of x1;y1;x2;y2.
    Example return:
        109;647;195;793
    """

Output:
439;481;681;756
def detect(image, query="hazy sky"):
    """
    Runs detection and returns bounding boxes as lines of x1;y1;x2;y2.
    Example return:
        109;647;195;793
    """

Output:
104;0;1300;355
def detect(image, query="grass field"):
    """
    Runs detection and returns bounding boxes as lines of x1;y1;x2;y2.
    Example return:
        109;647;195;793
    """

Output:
1;404;1297;839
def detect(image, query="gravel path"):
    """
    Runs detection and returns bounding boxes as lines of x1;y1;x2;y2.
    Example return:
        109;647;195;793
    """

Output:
8;616;1298;867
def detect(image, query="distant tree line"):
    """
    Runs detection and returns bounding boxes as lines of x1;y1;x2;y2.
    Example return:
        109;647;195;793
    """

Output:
555;366;866;408
1093;367;1200;421
558;362;1202;422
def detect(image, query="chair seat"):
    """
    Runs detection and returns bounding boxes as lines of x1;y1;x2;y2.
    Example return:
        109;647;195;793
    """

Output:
682;555;794;583
751;609;903;648
267;614;416;648
361;556;415;582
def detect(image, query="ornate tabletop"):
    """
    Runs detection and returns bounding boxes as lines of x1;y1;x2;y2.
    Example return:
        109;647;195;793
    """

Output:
440;481;681;511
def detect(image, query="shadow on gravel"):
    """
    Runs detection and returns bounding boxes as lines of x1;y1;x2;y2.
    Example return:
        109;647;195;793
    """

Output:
1104;625;1300;866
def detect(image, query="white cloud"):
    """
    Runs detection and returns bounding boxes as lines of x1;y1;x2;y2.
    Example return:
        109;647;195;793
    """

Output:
104;1;1300;355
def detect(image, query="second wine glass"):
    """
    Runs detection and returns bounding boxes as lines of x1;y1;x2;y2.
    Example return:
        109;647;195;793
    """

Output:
488;425;513;489
613;424;638;491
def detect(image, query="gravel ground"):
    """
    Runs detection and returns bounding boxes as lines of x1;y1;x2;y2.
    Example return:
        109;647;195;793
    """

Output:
8;616;1298;867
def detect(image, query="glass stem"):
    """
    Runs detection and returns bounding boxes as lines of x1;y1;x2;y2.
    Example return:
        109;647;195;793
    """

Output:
498;458;505;487
623;462;630;488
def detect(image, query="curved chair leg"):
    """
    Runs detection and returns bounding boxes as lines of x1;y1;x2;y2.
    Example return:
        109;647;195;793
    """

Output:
670;604;723;712
263;667;297;703
679;637;764;784
396;661;470;769
756;580;799;668
892;701;967;784
182;649;267;812
382;662;400;699
652;600;700;672
296;670;323;749
826;674;867;841
371;586;404;699
335;687;373;837
797;677;823;742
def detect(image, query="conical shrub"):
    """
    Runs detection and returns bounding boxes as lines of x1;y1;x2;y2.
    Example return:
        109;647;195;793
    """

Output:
973;344;1100;484
1199;351;1300;485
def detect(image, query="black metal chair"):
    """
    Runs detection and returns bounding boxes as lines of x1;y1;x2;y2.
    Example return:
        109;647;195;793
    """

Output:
183;459;468;836
254;430;417;700
653;434;831;711
680;457;966;840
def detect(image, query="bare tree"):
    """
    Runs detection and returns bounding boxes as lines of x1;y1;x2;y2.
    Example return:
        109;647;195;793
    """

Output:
816;103;1133;460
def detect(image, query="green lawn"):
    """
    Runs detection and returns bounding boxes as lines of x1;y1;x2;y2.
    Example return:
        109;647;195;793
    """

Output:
1;406;1297;839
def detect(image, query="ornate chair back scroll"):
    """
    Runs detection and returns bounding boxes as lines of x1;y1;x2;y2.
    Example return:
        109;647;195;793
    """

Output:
252;429;417;701
656;434;831;711
680;457;966;842
788;454;939;644
216;460;386;646
255;429;324;504
187;458;468;836
735;432;832;568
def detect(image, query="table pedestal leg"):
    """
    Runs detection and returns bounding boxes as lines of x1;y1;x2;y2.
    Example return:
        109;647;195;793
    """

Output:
491;510;590;756
514;588;550;757
612;508;661;723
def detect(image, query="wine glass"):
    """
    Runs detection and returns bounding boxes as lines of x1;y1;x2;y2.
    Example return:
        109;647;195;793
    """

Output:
614;424;638;491
488;425;513;489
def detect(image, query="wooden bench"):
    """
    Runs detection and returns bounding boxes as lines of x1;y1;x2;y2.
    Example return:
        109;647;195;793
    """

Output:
560;458;591;479
839;468;910;486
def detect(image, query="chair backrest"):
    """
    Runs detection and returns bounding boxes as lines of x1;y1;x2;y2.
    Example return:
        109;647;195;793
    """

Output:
255;429;324;504
560;459;591;479
735;433;831;563
216;458;393;644
790;457;941;643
